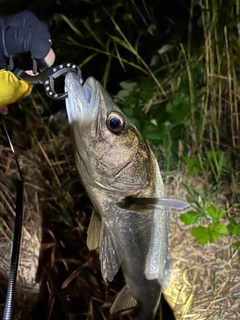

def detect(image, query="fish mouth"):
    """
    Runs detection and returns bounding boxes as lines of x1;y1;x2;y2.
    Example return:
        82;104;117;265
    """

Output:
65;72;99;131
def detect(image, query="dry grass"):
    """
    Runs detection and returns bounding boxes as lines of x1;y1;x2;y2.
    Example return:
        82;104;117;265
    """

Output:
0;86;239;320
0;94;134;320
201;0;240;151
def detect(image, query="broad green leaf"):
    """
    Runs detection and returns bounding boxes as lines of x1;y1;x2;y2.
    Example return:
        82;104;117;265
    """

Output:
208;222;228;243
206;203;226;220
231;242;240;249
117;89;129;99
165;102;174;113
182;156;198;166
191;226;209;245
228;223;240;236
182;156;204;177
227;218;240;236
130;118;141;129
143;122;158;133
124;95;138;105
138;91;155;101
213;221;228;235
138;79;155;92
180;211;200;225
119;81;137;92
229;218;238;225
145;131;163;141
158;44;173;55
121;107;134;117
150;54;159;67
165;93;191;123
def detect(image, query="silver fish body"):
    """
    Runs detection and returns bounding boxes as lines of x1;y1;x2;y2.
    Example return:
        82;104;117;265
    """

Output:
65;72;189;319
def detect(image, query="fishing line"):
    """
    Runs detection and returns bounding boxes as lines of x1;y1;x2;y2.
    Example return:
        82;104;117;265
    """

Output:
1;116;24;320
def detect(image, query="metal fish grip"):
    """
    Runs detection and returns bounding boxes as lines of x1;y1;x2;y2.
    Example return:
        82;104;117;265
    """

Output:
43;62;83;100
15;62;83;100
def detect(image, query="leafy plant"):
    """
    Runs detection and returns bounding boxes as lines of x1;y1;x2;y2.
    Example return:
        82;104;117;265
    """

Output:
205;150;231;184
182;155;204;177
181;185;240;248
183;149;231;183
181;203;228;245
115;77;193;169
228;218;240;249
40;0;239;177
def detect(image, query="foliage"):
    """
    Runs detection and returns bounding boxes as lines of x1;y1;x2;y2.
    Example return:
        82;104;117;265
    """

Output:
1;0;239;169
0;0;240;248
182;155;204;177
181;148;239;247
183;149;231;183
0;2;239;320
181;185;240;248
182;204;228;245
115;78;191;169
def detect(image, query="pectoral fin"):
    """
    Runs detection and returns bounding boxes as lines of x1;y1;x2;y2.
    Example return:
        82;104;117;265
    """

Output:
110;285;137;314
156;198;190;210
87;210;102;251
122;197;190;211
100;222;123;282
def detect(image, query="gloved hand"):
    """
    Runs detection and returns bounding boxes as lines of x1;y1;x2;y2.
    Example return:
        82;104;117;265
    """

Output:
0;10;55;109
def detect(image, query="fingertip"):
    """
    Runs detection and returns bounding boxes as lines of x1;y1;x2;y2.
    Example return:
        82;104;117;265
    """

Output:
44;48;56;67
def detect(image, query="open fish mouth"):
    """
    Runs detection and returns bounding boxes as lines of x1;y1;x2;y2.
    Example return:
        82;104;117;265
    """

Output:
65;72;99;125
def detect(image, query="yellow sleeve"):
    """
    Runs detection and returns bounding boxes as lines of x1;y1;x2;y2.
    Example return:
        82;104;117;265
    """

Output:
0;69;33;107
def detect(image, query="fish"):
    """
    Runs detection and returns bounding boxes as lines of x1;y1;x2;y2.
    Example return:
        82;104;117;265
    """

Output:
65;72;190;320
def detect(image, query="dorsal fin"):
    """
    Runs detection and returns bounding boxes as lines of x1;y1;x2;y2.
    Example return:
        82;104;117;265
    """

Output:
110;285;137;314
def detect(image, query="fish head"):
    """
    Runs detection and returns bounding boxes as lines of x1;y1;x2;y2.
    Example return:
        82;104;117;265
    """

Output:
65;72;158;196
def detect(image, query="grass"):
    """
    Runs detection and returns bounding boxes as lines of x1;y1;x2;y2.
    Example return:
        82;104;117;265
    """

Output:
52;0;239;169
50;1;240;318
0;101;134;320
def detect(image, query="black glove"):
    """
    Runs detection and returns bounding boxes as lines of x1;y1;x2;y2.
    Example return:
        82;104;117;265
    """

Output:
0;10;52;70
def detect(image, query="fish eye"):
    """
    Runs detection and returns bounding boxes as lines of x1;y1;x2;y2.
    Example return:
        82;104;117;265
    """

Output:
107;112;125;133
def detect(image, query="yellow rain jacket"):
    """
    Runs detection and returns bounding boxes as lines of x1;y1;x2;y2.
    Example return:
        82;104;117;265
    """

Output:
0;69;32;108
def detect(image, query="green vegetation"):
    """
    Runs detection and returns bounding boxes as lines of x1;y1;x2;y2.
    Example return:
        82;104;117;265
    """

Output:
0;1;239;319
46;0;240;246
180;188;240;248
181;148;239;247
42;0;239;167
0;0;239;250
